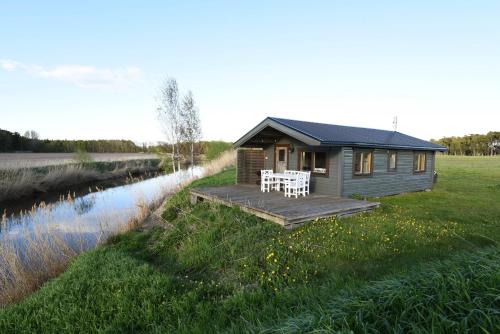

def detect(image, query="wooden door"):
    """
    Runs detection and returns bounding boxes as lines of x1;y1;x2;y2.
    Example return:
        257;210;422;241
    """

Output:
274;145;288;172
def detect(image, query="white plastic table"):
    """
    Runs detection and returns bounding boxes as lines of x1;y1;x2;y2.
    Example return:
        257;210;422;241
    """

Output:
272;173;297;192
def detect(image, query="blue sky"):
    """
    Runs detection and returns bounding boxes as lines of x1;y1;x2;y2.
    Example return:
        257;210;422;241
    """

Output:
1;1;499;143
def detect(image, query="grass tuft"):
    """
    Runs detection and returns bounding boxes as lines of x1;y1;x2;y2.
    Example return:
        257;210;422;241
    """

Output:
272;247;500;333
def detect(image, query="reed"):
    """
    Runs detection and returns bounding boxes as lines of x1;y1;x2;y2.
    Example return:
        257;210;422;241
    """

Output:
201;149;236;177
0;196;156;307
0;159;161;202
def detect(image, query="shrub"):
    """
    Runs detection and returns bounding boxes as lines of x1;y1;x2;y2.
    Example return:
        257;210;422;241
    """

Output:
72;149;94;164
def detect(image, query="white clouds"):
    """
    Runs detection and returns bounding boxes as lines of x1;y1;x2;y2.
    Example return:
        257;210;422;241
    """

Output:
0;59;24;71
0;59;142;89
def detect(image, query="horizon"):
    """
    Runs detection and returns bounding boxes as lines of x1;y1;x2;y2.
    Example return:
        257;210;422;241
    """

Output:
1;1;499;143
2;115;497;145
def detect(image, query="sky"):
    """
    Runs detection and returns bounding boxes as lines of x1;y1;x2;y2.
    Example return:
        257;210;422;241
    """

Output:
1;1;499;144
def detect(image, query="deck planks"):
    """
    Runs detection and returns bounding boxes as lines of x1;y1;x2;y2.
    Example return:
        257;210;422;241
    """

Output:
190;185;379;229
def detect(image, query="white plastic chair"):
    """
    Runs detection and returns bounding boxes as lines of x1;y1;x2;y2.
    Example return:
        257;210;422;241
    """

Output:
276;170;298;191
284;172;306;198
302;171;311;195
260;170;275;192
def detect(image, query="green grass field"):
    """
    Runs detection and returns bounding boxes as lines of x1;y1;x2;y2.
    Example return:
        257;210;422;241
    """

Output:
0;156;499;333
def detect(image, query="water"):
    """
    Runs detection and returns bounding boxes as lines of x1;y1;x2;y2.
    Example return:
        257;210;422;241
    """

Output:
0;171;163;217
0;167;204;248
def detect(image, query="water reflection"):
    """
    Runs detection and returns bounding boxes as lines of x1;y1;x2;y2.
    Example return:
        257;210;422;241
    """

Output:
0;167;204;245
73;196;96;216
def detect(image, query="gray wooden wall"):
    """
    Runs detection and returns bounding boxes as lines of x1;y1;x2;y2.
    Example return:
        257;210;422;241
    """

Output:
262;137;341;196
341;148;435;197
236;149;264;185
244;138;435;198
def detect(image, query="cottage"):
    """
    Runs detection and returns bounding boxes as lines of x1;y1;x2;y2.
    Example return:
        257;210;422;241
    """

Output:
190;117;446;228
234;117;447;197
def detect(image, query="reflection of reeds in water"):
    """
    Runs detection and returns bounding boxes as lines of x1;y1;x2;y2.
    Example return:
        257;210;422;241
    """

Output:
0;160;160;202
0;195;153;307
0;150;236;307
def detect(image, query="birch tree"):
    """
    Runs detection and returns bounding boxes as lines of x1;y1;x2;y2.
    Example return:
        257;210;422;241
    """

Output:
157;78;182;172
180;91;202;167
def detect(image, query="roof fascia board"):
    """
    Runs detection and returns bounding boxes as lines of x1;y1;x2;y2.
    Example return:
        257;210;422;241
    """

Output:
233;118;321;147
320;141;447;151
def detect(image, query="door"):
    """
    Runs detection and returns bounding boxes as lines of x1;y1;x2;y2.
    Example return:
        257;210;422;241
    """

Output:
274;145;288;172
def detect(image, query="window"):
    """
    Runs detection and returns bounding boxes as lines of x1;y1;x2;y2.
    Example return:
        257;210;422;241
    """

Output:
414;152;426;172
388;151;397;171
299;151;328;175
278;149;285;162
353;150;373;176
301;152;312;171
314;152;327;173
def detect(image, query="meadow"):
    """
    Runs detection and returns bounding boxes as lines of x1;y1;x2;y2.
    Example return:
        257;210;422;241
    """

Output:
0;155;498;333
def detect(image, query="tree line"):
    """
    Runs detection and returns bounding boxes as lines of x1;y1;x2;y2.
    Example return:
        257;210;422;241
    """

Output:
0;127;232;158
431;131;500;156
0;129;142;153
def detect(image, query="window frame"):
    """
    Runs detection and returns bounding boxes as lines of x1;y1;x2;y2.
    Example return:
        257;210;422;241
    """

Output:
413;152;427;173
278;149;286;162
297;149;329;177
387;150;398;172
352;149;374;177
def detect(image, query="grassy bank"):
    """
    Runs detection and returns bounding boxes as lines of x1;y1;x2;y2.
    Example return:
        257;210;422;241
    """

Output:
0;150;236;308
0;156;498;332
0;158;161;202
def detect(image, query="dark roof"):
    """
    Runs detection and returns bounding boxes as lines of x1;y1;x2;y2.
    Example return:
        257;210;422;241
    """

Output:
235;117;447;151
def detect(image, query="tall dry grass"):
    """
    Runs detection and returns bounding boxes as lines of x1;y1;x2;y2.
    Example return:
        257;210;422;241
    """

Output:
0;150;235;307
0;160;161;202
0;153;160;169
201;149;236;177
0;197;153;307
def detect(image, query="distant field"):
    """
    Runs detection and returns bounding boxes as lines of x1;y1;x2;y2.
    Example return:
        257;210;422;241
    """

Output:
0;153;159;169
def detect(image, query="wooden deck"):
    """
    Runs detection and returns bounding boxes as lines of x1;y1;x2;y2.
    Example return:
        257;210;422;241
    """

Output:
190;185;380;229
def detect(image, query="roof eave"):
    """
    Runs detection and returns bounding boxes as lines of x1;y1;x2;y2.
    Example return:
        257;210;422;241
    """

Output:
233;117;321;148
320;141;448;151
